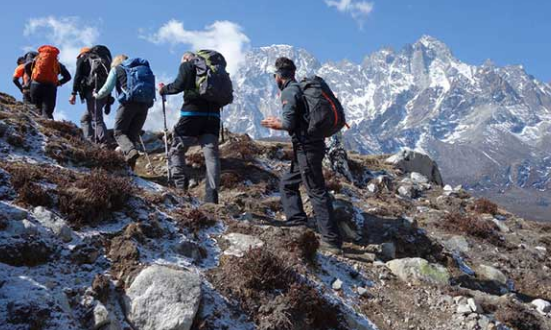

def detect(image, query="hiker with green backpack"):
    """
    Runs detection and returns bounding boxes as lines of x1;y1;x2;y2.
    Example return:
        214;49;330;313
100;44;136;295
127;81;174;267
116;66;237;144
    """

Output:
70;46;113;144
261;57;345;255
94;54;156;167
159;50;233;204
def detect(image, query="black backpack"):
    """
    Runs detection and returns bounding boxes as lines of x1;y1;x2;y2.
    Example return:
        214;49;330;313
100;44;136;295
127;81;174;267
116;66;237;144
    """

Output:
23;51;38;64
85;45;112;90
193;50;233;107
300;76;346;138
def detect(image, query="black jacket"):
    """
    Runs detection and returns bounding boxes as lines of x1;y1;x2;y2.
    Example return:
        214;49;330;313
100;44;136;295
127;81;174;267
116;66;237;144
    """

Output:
72;56;91;96
160;61;220;114
279;79;320;144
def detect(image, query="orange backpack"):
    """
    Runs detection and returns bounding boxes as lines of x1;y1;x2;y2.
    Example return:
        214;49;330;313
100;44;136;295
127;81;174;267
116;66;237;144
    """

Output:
31;45;60;85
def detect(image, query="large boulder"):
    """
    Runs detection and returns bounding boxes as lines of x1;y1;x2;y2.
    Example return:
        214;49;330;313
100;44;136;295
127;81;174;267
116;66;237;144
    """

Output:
386;257;450;286
476;265;508;285
123;264;201;330
386;149;444;186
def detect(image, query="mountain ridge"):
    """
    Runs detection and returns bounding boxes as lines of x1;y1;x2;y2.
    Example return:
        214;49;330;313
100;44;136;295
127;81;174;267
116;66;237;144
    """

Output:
224;36;551;221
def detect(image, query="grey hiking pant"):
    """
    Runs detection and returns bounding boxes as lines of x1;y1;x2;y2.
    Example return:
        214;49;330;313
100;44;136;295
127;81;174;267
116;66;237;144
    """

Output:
114;102;149;160
280;140;342;247
170;133;220;204
80;90;108;143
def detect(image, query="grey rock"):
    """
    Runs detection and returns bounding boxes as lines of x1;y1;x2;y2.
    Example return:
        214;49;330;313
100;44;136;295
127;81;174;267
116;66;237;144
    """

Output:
491;218;510;233
332;278;343;291
443;236;470;254
381;242;396;260
357;287;369;297
467;298;483;313
398;185;417;199
222;233;264;258
531;298;551;315
173;240;203;262
386;258;450;286
124;265;201;330
410;172;429;185
367;183;378;193
7;219;39;237
33;207;73;242
456;303;472;314
476;265;508;285
386;149;444;186
93;302;121;330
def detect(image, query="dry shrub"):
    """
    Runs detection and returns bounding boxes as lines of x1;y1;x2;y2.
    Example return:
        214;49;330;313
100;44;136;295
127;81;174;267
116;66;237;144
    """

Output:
58;170;133;227
473;198;498;215
220;171;242;190
16;183;52;207
172;208;217;234
214;247;343;330
3;162;53;207
288;230;319;264
225;135;261;160
495;303;542;330
46;140;126;171
92;274;111;303
442;213;503;246
323;170;342;193
38;119;81;139
187;152;205;167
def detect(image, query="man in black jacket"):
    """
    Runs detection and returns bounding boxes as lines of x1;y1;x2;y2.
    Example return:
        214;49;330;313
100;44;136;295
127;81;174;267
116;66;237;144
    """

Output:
159;52;221;204
69;47;109;144
261;57;343;254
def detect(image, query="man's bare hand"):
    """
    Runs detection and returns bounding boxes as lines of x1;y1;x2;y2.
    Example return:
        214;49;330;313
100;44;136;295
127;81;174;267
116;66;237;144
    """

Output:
261;116;283;130
69;94;76;105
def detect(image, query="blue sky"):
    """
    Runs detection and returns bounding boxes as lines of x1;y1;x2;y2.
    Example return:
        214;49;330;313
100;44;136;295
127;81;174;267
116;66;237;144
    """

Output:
2;0;550;125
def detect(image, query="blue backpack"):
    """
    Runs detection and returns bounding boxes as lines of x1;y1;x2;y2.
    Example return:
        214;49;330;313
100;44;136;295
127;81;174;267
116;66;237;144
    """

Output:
118;58;156;106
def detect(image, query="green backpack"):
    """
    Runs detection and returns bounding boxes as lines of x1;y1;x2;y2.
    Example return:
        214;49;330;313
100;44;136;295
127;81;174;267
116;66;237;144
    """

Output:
193;50;234;107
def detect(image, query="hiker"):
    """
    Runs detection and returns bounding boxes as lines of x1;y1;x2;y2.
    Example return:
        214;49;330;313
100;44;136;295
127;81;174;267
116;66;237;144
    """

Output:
24;45;71;119
159;50;233;204
261;57;343;254
13;57;32;103
69;46;113;144
94;55;155;167
326;132;355;184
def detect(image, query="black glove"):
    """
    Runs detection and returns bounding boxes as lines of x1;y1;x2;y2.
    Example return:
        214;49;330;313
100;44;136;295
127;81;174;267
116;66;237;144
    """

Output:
104;103;111;115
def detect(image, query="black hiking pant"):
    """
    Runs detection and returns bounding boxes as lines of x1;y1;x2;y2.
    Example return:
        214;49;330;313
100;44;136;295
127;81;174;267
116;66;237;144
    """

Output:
30;82;57;119
114;102;149;160
80;90;108;144
280;140;342;247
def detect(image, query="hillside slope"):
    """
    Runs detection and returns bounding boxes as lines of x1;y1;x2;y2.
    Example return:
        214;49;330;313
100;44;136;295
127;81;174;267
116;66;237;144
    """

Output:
1;94;551;330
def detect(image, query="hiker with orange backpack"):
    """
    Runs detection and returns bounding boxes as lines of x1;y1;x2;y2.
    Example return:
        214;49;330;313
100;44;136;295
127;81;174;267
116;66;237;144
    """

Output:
13;57;31;103
24;45;71;119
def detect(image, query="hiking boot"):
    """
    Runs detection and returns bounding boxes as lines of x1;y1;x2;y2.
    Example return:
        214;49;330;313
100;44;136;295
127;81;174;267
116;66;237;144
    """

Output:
126;149;140;169
280;219;309;227
319;240;343;256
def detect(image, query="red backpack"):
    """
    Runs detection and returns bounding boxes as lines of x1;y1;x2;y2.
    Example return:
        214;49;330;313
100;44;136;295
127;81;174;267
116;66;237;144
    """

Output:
31;45;60;85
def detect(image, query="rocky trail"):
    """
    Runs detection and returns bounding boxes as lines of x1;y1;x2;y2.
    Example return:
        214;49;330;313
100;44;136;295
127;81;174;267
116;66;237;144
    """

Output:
0;92;550;330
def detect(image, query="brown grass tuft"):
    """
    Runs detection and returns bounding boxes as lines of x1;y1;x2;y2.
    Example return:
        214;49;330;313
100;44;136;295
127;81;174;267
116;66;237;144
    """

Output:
58;170;133;227
172;208;217;234
288;230;319;264
220;171;243;190
441;213;503;246
495;303;543;330
473;198;499;215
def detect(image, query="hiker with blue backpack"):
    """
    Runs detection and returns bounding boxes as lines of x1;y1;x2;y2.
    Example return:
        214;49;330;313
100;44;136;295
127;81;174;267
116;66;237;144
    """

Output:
159;50;233;204
94;54;156;167
261;57;345;255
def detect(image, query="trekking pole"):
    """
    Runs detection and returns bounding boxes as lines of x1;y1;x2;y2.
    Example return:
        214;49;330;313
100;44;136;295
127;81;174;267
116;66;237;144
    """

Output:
94;73;99;144
161;95;172;184
138;135;154;172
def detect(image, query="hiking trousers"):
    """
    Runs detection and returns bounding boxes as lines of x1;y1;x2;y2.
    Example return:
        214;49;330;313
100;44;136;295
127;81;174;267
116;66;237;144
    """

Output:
30;82;57;119
170;115;221;204
80;90;108;143
280;140;342;247
114;102;149;160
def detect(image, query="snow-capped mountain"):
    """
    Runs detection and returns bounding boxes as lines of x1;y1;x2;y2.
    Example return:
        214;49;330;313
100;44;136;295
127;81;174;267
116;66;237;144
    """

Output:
224;36;551;221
